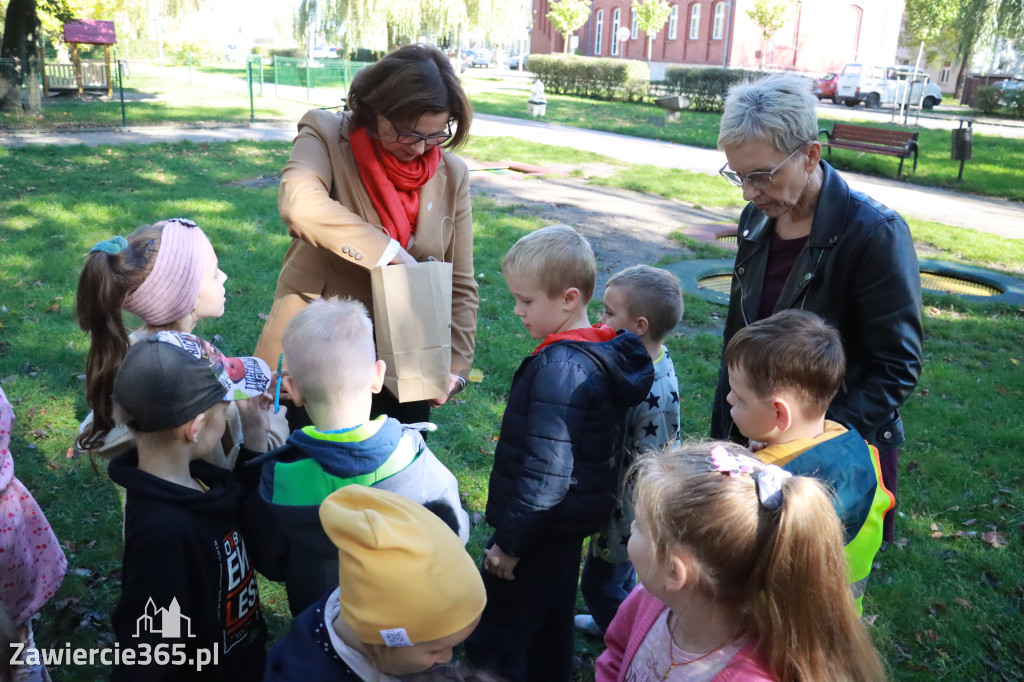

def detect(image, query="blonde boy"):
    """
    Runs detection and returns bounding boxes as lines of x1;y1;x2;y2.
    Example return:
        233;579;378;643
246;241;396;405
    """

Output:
577;265;684;636
724;309;894;611
256;297;470;616
465;225;654;682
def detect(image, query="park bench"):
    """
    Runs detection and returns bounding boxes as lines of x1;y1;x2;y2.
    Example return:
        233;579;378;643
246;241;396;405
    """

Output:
818;123;919;177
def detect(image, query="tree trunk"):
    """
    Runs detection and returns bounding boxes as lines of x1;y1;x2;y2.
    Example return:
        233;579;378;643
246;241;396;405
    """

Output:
954;47;973;101
647;35;653;63
563;33;570;53
0;0;43;113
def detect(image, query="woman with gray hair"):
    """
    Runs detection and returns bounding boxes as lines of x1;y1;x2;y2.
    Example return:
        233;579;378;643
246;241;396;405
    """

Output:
710;73;923;541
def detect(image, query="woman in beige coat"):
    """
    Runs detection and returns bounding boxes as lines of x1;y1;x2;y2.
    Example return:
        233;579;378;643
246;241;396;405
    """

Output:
255;44;478;425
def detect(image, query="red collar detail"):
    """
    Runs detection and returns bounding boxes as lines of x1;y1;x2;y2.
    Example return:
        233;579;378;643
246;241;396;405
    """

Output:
531;324;616;355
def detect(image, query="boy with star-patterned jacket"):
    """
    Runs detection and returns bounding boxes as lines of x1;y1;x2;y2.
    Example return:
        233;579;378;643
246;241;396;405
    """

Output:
581;266;683;634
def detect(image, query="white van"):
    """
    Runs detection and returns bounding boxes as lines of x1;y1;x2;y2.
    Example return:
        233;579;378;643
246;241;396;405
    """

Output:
836;63;942;109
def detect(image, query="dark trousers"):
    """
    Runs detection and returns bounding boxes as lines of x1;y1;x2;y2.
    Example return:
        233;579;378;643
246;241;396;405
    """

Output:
282;387;431;433
465;536;584;682
580;546;636;633
878;445;899;542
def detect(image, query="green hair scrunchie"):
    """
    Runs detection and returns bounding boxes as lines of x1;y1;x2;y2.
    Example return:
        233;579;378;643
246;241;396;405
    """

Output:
89;236;128;255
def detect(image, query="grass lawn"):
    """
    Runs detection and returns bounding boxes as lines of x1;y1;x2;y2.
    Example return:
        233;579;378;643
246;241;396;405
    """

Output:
470;89;1024;203
0;139;1022;681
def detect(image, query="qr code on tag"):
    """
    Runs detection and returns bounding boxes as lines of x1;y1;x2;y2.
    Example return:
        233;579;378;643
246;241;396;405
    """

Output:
380;628;414;648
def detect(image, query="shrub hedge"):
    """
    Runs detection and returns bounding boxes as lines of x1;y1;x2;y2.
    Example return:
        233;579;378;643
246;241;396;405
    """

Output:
526;54;650;101
973;85;1001;115
660;66;761;112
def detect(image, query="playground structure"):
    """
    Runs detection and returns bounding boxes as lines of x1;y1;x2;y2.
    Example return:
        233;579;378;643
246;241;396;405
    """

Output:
43;20;116;96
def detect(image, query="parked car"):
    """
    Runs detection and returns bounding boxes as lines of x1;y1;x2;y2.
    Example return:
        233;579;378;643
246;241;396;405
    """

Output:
508;54;527;70
837;63;942;109
470;50;491;68
813;72;838;103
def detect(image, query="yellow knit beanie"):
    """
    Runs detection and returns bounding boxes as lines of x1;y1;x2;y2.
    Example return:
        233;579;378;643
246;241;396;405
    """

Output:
319;485;486;646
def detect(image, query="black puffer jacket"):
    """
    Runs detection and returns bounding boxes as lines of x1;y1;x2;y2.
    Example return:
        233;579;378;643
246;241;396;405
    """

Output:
486;329;654;557
711;160;923;450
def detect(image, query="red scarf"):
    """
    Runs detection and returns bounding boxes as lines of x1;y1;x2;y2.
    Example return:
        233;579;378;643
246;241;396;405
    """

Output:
350;125;442;249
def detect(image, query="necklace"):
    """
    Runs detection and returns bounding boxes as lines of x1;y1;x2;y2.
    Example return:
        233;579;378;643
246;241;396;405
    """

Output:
661;614;731;680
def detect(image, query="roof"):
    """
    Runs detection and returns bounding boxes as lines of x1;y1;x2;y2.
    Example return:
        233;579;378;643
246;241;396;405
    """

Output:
63;20;117;45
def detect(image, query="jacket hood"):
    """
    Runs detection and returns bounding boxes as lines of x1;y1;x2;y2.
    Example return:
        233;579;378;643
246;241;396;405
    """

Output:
554;330;654;408
107;448;239;517
278;416;405;478
757;420;847;467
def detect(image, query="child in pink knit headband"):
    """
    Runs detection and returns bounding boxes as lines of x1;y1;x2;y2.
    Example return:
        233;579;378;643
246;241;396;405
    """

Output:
75;218;287;465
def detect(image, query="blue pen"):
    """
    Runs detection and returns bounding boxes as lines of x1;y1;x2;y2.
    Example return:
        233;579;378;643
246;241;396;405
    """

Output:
274;353;284;414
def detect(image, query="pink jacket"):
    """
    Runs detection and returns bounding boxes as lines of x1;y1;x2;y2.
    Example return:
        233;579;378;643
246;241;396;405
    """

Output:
0;387;67;625
595;586;776;682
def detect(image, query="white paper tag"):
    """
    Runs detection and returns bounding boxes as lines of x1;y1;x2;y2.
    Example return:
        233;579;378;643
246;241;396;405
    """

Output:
380;628;414;648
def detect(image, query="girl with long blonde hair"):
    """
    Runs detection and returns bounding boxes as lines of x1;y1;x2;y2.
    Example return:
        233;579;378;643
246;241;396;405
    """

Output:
596;442;886;682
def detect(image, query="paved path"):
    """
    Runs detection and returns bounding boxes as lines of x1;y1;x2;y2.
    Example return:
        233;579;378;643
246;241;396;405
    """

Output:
3;113;1023;238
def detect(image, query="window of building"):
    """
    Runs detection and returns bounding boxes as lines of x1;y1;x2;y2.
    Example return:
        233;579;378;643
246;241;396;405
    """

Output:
668;4;678;39
712;2;726;39
689;3;701;40
612;7;622;55
631;8;639;39
940;62;951;84
594;9;605;55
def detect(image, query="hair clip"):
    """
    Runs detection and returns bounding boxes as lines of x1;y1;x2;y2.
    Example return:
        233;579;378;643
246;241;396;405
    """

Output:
755;465;791;510
166;217;198;227
707;445;756;478
89;236;128;255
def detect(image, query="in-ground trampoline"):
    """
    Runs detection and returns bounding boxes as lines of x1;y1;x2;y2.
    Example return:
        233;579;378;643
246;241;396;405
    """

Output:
663;258;1024;307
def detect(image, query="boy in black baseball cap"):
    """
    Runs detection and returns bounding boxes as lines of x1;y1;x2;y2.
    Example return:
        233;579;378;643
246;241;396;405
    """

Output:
107;331;273;681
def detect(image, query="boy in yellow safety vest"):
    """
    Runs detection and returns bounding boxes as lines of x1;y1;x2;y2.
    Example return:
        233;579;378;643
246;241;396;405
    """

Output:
723;309;894;613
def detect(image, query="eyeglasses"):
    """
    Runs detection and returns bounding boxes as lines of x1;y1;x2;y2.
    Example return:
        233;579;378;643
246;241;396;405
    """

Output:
719;143;808;190
389;119;453;147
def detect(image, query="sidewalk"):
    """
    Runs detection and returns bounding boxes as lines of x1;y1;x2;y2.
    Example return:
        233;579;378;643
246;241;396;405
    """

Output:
3;114;1022;238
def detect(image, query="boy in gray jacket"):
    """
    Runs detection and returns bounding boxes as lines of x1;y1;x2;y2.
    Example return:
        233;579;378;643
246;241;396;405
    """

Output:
253;297;469;615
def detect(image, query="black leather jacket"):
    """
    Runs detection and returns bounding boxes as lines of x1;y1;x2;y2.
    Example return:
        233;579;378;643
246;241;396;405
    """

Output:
711;160;923;450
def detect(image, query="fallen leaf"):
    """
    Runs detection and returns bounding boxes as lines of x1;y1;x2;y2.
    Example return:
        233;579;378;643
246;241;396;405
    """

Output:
962;518;977;526
906;461;920;473
468;368;485;383
861;613;878;626
930;522;941;531
953;597;972;610
922;629;938;642
981;531;1006;548
258;313;269;321
931;531;944;539
893;537;909;548
928;602;947;617
62;540;78;554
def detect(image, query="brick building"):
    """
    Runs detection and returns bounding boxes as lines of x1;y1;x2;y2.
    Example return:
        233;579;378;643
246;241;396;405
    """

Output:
531;0;906;79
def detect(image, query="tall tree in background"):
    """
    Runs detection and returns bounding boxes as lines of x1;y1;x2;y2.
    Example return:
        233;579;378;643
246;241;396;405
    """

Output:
904;0;1024;98
547;0;590;54
633;0;671;63
1;0;75;113
746;0;790;70
314;0;466;55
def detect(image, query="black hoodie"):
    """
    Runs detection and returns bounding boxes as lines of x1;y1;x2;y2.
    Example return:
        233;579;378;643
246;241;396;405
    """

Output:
485;328;654;557
108;449;266;681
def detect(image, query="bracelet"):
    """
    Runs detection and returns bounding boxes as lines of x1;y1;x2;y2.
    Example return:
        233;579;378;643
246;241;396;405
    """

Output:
451;374;468;396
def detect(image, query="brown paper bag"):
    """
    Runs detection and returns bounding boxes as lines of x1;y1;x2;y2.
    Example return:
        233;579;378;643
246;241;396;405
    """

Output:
370;260;453;403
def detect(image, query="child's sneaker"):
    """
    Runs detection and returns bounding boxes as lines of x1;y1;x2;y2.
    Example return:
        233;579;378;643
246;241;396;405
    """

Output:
574;614;603;638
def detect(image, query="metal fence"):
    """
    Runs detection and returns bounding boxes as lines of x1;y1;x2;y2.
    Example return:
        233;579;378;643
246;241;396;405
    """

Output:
0;57;375;128
271;57;371;100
